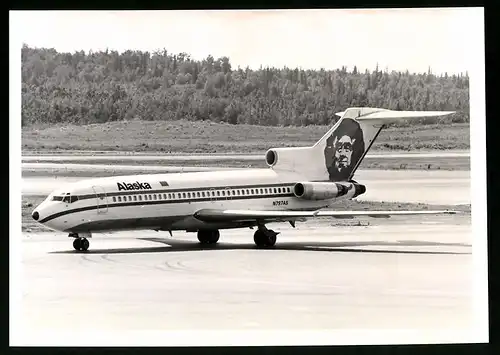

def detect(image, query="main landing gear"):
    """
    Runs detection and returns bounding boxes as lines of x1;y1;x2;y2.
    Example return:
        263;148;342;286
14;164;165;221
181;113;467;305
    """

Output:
69;232;90;252
253;225;279;247
196;226;279;247
197;230;220;244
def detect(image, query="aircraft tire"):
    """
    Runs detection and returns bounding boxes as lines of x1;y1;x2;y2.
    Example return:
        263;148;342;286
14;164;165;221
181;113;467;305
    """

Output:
73;237;89;251
81;238;90;251
198;230;220;244
254;229;277;247
266;231;277;247
73;238;81;251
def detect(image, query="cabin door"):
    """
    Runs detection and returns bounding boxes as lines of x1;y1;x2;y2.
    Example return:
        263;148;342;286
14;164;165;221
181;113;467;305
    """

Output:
92;185;109;214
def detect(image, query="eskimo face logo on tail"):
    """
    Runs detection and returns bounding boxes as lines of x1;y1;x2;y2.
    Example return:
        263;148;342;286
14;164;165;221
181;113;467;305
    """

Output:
324;118;365;181
117;182;152;191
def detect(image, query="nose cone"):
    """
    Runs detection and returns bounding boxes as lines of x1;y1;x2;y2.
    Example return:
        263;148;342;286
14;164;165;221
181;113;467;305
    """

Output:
32;210;39;221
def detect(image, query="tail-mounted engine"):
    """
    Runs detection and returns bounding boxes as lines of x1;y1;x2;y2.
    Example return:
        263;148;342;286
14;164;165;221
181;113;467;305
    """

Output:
292;181;366;201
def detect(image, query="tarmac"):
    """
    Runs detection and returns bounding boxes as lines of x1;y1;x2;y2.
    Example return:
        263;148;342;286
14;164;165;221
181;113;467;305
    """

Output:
12;155;485;346
13;214;484;346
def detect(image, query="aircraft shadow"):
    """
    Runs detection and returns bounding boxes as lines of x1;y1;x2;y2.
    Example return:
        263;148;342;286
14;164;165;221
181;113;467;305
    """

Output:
50;237;471;255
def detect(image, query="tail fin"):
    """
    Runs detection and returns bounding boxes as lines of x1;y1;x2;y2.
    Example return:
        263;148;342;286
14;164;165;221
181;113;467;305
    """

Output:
266;107;454;182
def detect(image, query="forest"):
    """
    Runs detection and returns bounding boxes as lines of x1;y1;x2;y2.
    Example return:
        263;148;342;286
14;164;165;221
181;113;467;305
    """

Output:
21;45;470;127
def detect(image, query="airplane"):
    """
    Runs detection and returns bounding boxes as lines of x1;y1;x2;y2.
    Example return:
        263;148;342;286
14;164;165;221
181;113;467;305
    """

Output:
31;107;458;252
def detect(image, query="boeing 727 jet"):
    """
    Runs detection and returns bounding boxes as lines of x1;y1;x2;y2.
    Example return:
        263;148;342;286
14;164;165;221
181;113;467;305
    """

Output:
32;107;457;251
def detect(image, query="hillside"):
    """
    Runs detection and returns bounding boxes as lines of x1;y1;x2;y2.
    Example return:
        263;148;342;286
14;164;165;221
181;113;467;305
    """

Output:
21;45;469;127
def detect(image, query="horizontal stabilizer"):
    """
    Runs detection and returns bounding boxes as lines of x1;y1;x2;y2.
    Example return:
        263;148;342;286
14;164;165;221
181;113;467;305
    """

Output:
335;108;454;123
356;110;455;121
193;208;457;223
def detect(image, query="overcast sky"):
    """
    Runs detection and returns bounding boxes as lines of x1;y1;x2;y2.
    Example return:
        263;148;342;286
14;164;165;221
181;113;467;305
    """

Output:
11;8;483;75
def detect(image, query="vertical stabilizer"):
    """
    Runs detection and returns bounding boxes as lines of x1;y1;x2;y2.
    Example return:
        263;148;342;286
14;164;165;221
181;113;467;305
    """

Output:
266;107;454;182
318;107;454;181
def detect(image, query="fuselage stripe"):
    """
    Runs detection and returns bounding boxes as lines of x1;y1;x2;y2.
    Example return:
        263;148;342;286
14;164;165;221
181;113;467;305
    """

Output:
39;192;295;224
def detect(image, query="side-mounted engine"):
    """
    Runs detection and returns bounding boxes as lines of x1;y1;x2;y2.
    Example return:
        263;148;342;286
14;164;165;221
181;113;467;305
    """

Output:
292;181;366;201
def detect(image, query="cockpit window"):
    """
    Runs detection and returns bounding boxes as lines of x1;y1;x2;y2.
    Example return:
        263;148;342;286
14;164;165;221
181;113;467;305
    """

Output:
53;193;78;203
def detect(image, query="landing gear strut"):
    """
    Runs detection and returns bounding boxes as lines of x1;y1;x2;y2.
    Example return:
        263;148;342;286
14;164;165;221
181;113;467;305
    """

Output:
69;233;90;251
197;230;220;244
253;225;278;247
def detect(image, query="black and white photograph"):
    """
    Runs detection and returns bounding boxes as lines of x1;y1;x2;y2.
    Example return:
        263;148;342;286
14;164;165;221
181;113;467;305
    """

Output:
10;8;487;347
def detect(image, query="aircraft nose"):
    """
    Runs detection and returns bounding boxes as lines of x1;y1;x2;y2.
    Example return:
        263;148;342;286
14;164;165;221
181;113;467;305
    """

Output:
32;211;39;221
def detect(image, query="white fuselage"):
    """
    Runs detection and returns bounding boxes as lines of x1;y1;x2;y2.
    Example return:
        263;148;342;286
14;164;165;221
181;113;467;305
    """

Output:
34;168;335;234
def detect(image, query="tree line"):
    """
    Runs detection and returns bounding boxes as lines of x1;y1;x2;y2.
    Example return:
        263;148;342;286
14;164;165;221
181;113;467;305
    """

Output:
21;45;470;127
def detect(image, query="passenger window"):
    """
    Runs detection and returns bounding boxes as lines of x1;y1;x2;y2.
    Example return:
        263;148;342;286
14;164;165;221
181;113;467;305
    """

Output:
139;195;142;201
112;197;116;202
274;188;277;193
163;194;167;199
217;191;220;196
202;191;205;197
134;196;137;201
182;193;186;198
232;190;235;195
118;196;122;202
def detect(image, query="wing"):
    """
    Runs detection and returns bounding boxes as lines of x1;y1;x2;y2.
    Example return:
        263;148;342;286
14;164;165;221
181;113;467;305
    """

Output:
193;208;457;223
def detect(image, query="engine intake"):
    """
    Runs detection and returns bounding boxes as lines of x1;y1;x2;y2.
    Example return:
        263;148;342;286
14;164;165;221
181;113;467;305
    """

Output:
265;149;278;166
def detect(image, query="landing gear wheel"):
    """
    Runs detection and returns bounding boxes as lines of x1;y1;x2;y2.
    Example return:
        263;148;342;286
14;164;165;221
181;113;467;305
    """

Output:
253;230;277;247
81;238;90;251
197;230;220;244
73;238;81;250
72;237;89;251
266;231;277;246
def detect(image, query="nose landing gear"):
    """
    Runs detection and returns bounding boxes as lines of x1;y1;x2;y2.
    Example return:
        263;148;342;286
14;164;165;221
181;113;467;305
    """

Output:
69;232;90;252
